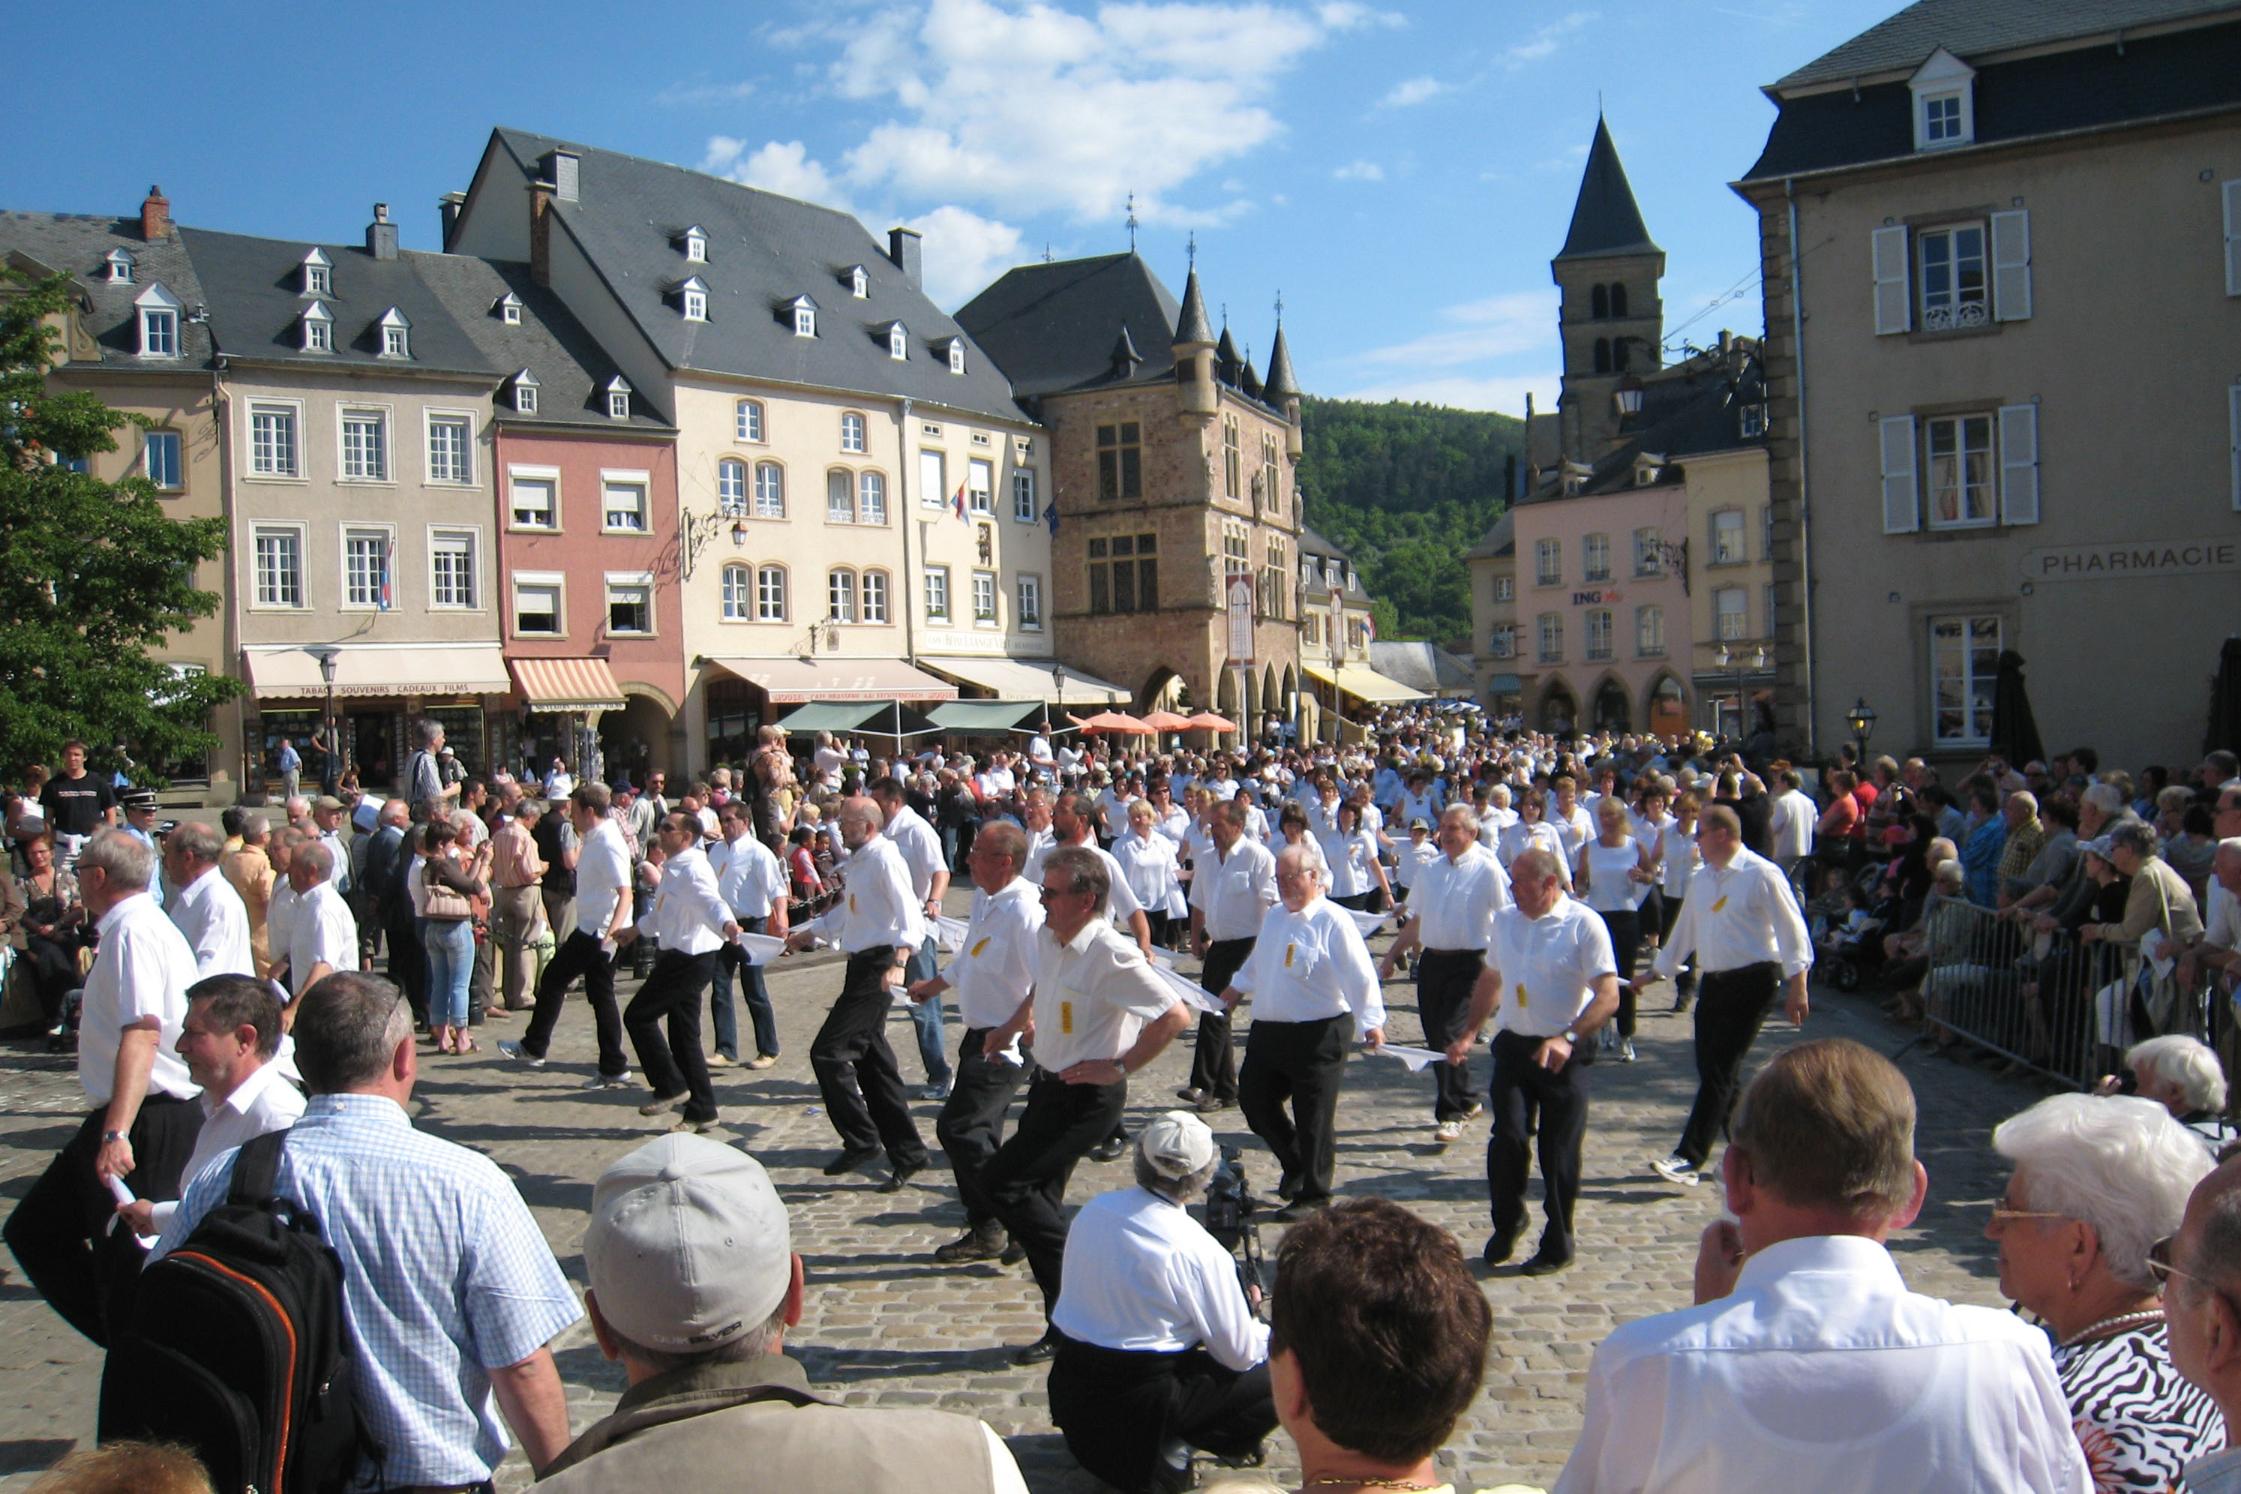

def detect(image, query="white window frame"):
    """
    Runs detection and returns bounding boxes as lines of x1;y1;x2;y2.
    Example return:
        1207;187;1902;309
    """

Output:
300;301;333;353
1919;91;1967;147
889;326;908;360
1715;586;1748;642
850;266;868;298
924;565;951;623
1929;613;2002;748
251;522;307;610
793;305;816;338
106;249;134;284
428;526;479;611
967;457;994;515
827;568;856;624
757;565;788;621
684;227;707;263
340;523;395;611
1017;572;1043;631
1012;468;1037;523
1924;412;1996;530
1909;50;1975;151
720;562;753;621
377;307;411;359
143;430;182;491
736;399;765;443
424;409;475;486
1494;575;1514;602
336;405;392;484
861;569;889;624
753;461;785;519
1711;508;1746;564
1917;222;1989;332
1534;538;1560;587
601;469;651;534
720;458;750;516
1632;527;1660;577
498;293;522;325
682;284;707;322
858;470;887;525
138;306;178;359
246;399;303;480
948;343;966;375
971;568;998;626
840;411;866;454
826;468;855;525
508;467;560;532
1582;532;1611;583
513;571;566;639
1635;604;1664;657
604;571;656;637
606;382;632;421
300;250;330;296
512;371;539;414
1536;612;1562;663
919;449;946;510
1584;607;1613;660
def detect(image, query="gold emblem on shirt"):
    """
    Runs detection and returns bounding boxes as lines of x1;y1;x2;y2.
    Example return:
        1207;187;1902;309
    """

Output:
848;894;858;914
970;936;990;958
1710;895;1728;913
1060;1001;1074;1035
1516;981;1529;1010
1284;942;1296;969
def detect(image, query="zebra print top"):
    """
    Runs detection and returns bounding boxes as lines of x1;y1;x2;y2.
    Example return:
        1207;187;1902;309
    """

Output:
2054;1318;2226;1492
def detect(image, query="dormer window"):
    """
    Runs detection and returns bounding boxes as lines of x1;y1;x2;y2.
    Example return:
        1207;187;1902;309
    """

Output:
677;276;709;323
300;300;334;353
105;249;134;284
681;225;707;263
495;292;523;325
947;341;966;375
782;295;818;338
300;248;331;297
134;283;181;358
605;376;631;421
511;369;540;415
1909;48;1976;151
377;307;411;359
885;322;908;361
850;265;869;298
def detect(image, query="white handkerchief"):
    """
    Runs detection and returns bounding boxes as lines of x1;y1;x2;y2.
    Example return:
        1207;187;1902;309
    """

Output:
1149;960;1224;1016
934;915;971;953
1372;1043;1449;1073
1346;907;1389;937
733;931;787;965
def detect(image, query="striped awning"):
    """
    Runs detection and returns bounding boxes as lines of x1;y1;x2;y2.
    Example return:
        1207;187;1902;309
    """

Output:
508;656;626;711
704;656;959;705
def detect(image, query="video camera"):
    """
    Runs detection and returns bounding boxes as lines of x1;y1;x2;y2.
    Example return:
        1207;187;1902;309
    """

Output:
1202;1146;1268;1308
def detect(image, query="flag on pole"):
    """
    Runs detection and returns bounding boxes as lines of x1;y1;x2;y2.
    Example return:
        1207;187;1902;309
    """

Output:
379;536;395;611
952;483;967;521
1364;612;1377;641
1044;501;1060;536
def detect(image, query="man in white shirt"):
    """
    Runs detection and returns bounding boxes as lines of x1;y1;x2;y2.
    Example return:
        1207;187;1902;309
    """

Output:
1555;1039;2088;1494
1185;798;1279;1113
1021;788;1058;884
1445;848;1619;1274
116;973;305;1238
621;812;740;1133
1378;806;1512;1144
312;795;353;895
503;783;638;1088
283;842;359;1002
1225;847;1385;1222
910;822;1042;1265
981;847;1191;1365
1046;1110;1276;1493
1649;805;1814;1187
870;777;955;1099
709;803;789;1069
3;830;203;1344
786;797;932;1189
163;821;253;979
1766;768;1818;878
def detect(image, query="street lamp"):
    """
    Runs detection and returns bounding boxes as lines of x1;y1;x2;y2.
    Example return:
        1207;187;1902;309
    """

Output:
1713;643;1767;740
310;645;340;784
1845;697;1878;761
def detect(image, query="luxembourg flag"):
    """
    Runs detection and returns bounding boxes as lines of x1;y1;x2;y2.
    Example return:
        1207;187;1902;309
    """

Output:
952;483;967;521
379;536;396;611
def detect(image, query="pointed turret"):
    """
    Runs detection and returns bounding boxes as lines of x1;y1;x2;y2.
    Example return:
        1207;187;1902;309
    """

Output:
1558;116;1660;261
1173;258;1217;424
1240;353;1263;402
1551;116;1666;463
1265;319;1303;458
1174;267;1215;348
1110;323;1142;379
1216;325;1241;387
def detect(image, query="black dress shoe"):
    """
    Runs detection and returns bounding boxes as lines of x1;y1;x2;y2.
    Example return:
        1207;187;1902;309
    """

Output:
934;1224;1008;1263
1519;1250;1574;1277
1011;1330;1060;1365
1483;1229;1523;1267
999;1239;1027;1265
878;1158;926;1194
1087;1134;1129;1163
822;1146;881;1176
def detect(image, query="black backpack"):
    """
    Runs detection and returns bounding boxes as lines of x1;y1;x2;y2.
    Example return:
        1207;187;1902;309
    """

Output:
98;1129;376;1492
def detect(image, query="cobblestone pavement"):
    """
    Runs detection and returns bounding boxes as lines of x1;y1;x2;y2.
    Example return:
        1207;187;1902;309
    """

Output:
0;919;2058;1491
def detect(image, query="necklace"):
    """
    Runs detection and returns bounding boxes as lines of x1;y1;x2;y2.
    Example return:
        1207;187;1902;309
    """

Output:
2060;1308;2164;1347
1300;1480;1445;1491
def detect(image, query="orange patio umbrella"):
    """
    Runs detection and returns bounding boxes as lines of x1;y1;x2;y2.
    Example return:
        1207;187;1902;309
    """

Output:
1072;710;1152;735
1183;712;1238;734
1140;709;1194;732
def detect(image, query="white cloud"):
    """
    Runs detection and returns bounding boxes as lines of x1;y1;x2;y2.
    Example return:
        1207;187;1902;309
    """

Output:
1503;10;1598;69
1336;372;1555;417
703;138;849;212
904;204;1026;310
1378;75;1447;109
1316;2;1407;28
655;79;757;107
1331;160;1384;183
1535;141;1591;173
1350;291;1555;369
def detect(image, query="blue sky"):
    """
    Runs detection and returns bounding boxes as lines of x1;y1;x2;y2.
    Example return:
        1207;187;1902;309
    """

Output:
5;0;1883;416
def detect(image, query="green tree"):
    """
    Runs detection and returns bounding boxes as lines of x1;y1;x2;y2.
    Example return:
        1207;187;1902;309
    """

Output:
0;270;236;784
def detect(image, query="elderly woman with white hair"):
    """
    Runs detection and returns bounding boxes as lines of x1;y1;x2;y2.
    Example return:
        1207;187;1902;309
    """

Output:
2102;1034;2235;1156
1987;1093;2225;1491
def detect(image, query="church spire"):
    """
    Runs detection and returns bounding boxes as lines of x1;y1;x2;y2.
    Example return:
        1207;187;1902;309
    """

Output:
1557;116;1660;261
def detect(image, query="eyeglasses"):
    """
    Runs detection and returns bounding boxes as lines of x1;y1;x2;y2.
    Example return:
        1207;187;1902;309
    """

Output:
1038;885;1084;902
1986;1195;2068;1226
2148;1234;2209;1288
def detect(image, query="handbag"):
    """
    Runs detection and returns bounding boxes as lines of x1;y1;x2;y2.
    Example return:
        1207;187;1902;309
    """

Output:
423;865;473;922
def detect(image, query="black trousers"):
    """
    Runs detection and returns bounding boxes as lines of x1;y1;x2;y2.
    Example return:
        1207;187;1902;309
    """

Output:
1049;1337;1277;1494
936;1029;1028;1227
1676;962;1782;1167
982;1072;1128;1312
810;950;928;1165
1596;908;1641;1038
386;910;427;1026
1487;1028;1591;1262
1416;949;1485;1121
4;1096;203;1345
1188;937;1255;1101
520;928;630;1077
1238;1013;1349;1204
627;948;721;1122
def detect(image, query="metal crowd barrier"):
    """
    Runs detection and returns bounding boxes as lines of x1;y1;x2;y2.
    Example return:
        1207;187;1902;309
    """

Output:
1913;900;2217;1090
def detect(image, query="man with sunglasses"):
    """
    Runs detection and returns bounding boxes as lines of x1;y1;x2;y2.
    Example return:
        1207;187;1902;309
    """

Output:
2163;1160;2241;1491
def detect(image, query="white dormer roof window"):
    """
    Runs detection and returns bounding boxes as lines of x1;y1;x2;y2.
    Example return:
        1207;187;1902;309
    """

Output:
495;292;523;325
300;300;334;353
677;276;709;323
300;247;332;296
848;264;869;298
1909;47;1976;151
946;340;966;375
884;321;908;361
681;225;707;263
377;306;411;359
105;249;135;284
605;375;631;421
134;282;181;358
511;369;540;414
783;295;818;338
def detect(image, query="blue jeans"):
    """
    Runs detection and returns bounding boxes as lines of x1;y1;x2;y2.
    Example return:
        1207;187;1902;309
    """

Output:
907;935;950;1088
712;919;780;1060
424;918;475;1028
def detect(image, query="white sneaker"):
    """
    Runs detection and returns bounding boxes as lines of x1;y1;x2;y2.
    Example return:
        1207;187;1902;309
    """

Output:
1619;1037;1637;1063
1434;1119;1464;1144
497;1040;545;1070
584;1070;635;1091
1651;1154;1700;1186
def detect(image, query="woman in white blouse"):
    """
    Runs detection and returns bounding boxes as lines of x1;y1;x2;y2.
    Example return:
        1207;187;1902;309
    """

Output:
1111;799;1186;948
1498;789;1573;889
1324;800;1392;913
1575;796;1656;1062
1276;803;1330;878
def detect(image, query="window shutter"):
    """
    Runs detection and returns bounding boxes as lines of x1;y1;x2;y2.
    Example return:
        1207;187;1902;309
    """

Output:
1990;209;2032;321
1872;226;1912;335
2225;181;2241;298
1879;415;1920;534
1998;404;2040;526
2229;383;2240;512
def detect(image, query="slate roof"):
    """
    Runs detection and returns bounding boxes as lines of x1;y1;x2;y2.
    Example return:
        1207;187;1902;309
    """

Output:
1774;0;2239;90
1369;640;1475;695
482;128;1027;425
1466;508;1515;561
0;209;215;369
1742;14;2241;181
1263;324;1300;404
955;253;1184;397
1573;345;1766;498
181;226;492;377
414;255;673;430
1556;118;1660;262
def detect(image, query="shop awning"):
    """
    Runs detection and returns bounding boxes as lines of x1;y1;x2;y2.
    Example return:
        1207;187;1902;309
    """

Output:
775;700;941;738
1303;663;1429;705
242;644;510;700
928;699;1047;733
508;656;626;711
917;655;1128;706
704;657;958;705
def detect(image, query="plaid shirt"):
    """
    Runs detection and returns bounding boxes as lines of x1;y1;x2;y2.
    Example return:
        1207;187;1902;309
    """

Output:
152;1093;581;1489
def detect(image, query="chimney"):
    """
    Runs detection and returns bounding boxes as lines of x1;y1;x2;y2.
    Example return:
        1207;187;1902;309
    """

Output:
438;191;466;251
529;180;554;288
139;185;171;241
546;150;580;204
367;202;399;261
888;226;922;291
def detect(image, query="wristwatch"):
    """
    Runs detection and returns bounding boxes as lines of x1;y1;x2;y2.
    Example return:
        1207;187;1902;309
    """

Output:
101;1130;127;1144
1560;1028;1580;1046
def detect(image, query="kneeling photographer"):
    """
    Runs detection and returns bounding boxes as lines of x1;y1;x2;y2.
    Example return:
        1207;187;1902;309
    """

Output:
1047;1109;1278;1494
